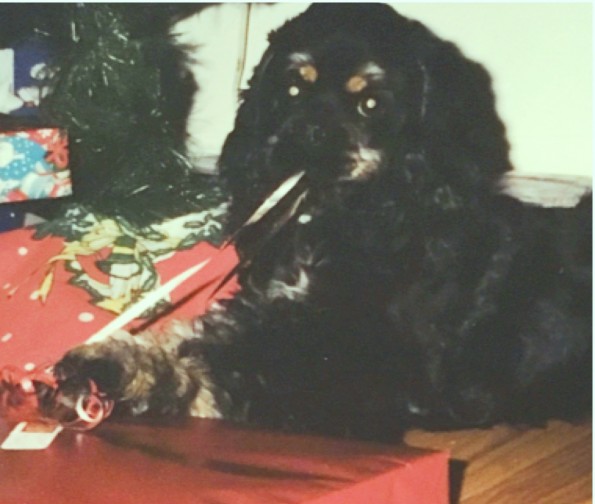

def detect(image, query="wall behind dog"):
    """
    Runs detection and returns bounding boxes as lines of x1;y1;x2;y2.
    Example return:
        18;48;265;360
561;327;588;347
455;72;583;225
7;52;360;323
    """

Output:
393;2;592;179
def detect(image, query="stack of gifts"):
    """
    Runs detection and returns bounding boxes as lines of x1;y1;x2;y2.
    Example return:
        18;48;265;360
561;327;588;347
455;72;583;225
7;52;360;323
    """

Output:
0;36;71;231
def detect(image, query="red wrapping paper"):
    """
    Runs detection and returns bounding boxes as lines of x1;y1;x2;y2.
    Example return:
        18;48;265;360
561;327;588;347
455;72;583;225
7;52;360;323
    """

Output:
0;418;449;503
0;227;239;369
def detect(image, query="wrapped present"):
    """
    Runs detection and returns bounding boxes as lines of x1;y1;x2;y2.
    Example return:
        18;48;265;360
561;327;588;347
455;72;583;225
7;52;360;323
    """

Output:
0;127;71;204
0;418;449;503
0;212;237;370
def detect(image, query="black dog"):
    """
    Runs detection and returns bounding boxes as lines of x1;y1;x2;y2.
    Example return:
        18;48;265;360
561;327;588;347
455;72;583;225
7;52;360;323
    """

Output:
55;4;591;441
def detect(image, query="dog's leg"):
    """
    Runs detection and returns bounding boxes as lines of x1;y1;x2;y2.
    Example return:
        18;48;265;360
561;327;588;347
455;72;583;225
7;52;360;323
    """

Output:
53;295;297;422
54;293;408;440
54;320;221;418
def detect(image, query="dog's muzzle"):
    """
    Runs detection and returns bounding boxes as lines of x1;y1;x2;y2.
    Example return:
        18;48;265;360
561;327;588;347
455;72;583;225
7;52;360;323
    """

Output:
285;116;373;183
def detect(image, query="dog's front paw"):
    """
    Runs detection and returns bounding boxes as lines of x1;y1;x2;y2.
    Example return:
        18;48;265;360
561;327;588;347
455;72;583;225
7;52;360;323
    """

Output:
53;324;210;418
54;338;151;415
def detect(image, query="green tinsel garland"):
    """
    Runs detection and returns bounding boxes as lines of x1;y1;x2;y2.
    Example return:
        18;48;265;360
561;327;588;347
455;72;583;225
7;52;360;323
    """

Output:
4;4;225;227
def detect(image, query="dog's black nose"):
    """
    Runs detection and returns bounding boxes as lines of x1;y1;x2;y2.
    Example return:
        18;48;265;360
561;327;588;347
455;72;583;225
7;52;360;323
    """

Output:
292;117;348;155
303;124;327;147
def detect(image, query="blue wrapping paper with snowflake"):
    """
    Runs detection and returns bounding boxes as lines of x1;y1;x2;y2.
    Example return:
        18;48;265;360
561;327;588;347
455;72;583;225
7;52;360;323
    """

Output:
0;128;71;203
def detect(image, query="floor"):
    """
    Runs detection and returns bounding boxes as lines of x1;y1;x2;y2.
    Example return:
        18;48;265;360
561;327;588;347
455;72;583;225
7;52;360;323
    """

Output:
405;419;592;504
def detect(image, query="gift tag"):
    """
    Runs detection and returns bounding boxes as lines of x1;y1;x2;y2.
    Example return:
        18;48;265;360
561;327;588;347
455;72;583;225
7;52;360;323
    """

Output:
1;421;63;450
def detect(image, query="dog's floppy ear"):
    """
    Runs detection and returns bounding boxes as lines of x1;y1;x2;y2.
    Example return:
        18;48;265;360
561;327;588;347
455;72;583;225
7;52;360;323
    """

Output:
401;20;513;200
219;35;287;229
237;46;277;132
224;6;312;140
219;7;319;228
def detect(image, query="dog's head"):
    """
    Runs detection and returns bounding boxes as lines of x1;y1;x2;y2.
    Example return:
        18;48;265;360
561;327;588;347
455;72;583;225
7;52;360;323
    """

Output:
221;4;512;225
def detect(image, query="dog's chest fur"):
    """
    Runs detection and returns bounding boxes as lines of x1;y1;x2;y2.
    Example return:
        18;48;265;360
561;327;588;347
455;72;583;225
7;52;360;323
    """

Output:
239;192;412;309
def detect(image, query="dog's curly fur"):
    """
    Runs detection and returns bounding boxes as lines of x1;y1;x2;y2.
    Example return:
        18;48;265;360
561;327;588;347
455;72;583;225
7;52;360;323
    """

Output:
55;4;591;441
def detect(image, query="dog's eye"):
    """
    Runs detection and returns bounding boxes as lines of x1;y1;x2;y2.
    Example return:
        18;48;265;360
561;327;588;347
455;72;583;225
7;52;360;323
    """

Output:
357;96;379;117
288;85;301;97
